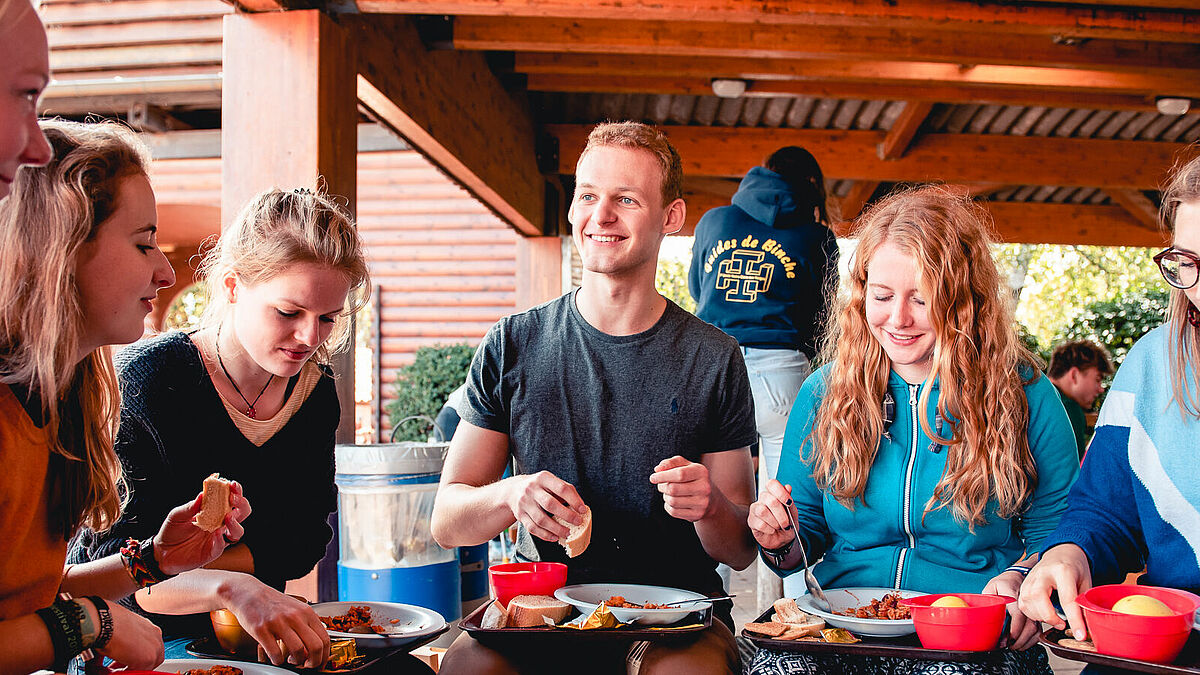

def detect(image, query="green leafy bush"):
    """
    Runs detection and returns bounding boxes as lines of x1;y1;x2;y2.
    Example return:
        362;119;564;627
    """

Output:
386;343;476;441
1056;288;1170;367
656;255;696;314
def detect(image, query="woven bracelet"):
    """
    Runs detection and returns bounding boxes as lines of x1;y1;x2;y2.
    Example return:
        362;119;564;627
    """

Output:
120;538;177;588
1004;565;1032;577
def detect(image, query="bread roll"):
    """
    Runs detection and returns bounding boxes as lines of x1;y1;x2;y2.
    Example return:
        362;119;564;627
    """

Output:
480;600;508;629
507;594;573;627
195;473;232;532
554;505;592;558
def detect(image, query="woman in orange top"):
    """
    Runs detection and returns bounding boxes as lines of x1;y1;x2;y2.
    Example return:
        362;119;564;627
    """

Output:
0;113;251;670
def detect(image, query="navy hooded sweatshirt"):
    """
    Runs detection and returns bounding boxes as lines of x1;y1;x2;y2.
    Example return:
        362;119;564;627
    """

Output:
688;166;839;356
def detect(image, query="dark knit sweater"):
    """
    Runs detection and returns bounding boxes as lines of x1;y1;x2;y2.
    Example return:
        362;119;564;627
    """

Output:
68;331;339;639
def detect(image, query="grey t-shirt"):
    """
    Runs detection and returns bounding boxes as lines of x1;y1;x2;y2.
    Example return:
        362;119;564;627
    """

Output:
460;290;757;599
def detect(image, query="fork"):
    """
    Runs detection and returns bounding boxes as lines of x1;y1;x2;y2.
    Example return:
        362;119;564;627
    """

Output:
785;501;832;612
657;594;737;607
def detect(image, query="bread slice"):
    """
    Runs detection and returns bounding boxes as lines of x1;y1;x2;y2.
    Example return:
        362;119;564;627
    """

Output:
743;621;789;637
195;473;232;532
773;598;809;624
770;598;825;638
480;600;508;629
554;505;592;558
507;594;573;627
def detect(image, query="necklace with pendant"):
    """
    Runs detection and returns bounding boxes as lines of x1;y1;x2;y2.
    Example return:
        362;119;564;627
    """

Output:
215;329;273;419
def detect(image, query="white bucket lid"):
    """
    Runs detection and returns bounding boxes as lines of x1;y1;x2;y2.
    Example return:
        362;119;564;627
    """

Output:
335;442;450;475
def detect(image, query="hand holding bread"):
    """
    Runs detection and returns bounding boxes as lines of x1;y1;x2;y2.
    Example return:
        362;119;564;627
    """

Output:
505;469;589;545
152;474;251;576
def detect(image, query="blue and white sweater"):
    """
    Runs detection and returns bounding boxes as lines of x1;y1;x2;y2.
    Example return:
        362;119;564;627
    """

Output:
1040;325;1200;590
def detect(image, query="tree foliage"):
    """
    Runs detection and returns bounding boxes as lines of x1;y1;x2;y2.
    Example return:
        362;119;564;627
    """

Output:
385;343;476;441
1058;288;1170;367
656;245;696;313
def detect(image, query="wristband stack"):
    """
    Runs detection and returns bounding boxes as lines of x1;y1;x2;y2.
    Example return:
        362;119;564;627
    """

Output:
120;537;177;589
35;597;86;671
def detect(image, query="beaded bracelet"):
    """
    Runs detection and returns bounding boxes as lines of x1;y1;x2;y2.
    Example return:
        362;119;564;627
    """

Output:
87;596;115;650
120;538;177;589
1004;565;1032;577
35;597;86;671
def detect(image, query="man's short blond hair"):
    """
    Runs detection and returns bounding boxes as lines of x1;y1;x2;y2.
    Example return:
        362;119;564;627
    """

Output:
577;121;683;206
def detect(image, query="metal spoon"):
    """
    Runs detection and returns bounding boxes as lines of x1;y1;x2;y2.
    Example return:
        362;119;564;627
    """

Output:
656;594;737;607
786;502;832;612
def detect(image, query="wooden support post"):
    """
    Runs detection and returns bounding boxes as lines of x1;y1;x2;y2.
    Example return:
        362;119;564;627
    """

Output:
516;236;563;310
1106;188;1163;233
222;10;357;602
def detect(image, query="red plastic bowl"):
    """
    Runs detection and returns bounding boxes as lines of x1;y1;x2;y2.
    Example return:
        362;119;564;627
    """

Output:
488;561;568;608
901;593;1012;651
1075;584;1200;664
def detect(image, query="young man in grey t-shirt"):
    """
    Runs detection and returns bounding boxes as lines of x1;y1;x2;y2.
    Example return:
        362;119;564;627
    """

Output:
432;122;758;675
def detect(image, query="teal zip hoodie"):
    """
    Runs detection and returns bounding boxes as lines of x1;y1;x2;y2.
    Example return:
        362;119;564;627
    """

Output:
773;365;1079;593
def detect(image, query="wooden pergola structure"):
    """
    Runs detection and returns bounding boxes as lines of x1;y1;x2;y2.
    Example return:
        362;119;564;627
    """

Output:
38;0;1200;439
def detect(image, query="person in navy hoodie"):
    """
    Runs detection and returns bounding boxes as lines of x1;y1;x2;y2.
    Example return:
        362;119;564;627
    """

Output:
688;146;838;601
1019;154;1200;658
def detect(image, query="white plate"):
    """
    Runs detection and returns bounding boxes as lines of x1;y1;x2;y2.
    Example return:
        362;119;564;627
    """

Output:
794;587;922;637
310;600;447;648
554;583;711;625
158;658;293;675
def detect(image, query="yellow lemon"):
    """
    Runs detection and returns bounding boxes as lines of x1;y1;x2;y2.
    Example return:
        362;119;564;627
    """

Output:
1111;594;1174;617
931;595;970;608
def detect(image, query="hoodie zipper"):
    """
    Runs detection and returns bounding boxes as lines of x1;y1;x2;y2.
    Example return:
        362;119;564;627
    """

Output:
895;383;919;589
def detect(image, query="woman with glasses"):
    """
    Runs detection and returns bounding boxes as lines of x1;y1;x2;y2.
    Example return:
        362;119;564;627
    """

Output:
1019;154;1200;648
747;185;1079;675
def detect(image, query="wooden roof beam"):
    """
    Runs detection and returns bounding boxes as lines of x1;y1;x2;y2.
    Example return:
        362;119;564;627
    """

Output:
352;15;546;236
514;53;1200;98
878;101;933;161
840;181;880;223
547;125;1197;190
354;0;1200;43
524;74;1165;112
453;17;1200;75
1106;188;1163;232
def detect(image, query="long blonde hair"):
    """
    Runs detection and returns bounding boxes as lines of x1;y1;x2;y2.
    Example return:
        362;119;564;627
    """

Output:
0;120;149;535
1163;153;1200;418
196;187;370;363
812;186;1040;528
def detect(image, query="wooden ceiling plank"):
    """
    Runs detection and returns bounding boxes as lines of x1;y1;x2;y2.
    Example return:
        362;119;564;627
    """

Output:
352;15;545;236
48;18;224;49
50;44;222;72
453;17;1200;75
547;124;1197;190
984;202;1165;247
355;0;1200;43
524;74;1162;113
878;101;934;160
40;0;232;25
513;53;1200;98
1106;188;1163;232
840;181;880;222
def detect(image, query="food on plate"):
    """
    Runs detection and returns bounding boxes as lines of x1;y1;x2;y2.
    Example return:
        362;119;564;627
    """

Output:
508;594;574;627
1111;594;1174;617
195;473;232;532
554;504;592;557
931;595;970;608
179;667;243;675
837;591;911;619
481;600;509;629
1058;637;1098;652
319;605;387;634
605;595;670;609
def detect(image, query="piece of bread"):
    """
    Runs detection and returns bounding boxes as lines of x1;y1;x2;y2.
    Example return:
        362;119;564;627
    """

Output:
743;621;789;637
195;473;232;532
769;598;826;638
480;600;508;629
507;595;573;627
772;598;808;624
554;505;592;558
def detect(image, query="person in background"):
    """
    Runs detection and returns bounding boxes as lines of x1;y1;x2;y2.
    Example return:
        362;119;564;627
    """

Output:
70;187;370;669
0;118;249;673
688;146;838;604
1046;339;1114;460
1019;155;1200;661
0;0;53;200
748;186;1078;674
432;121;758;674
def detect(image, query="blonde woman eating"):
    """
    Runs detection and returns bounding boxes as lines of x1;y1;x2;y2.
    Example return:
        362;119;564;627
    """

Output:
747;186;1079;674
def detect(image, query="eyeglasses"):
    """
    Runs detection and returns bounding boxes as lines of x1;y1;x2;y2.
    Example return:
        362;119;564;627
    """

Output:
1154;248;1200;290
